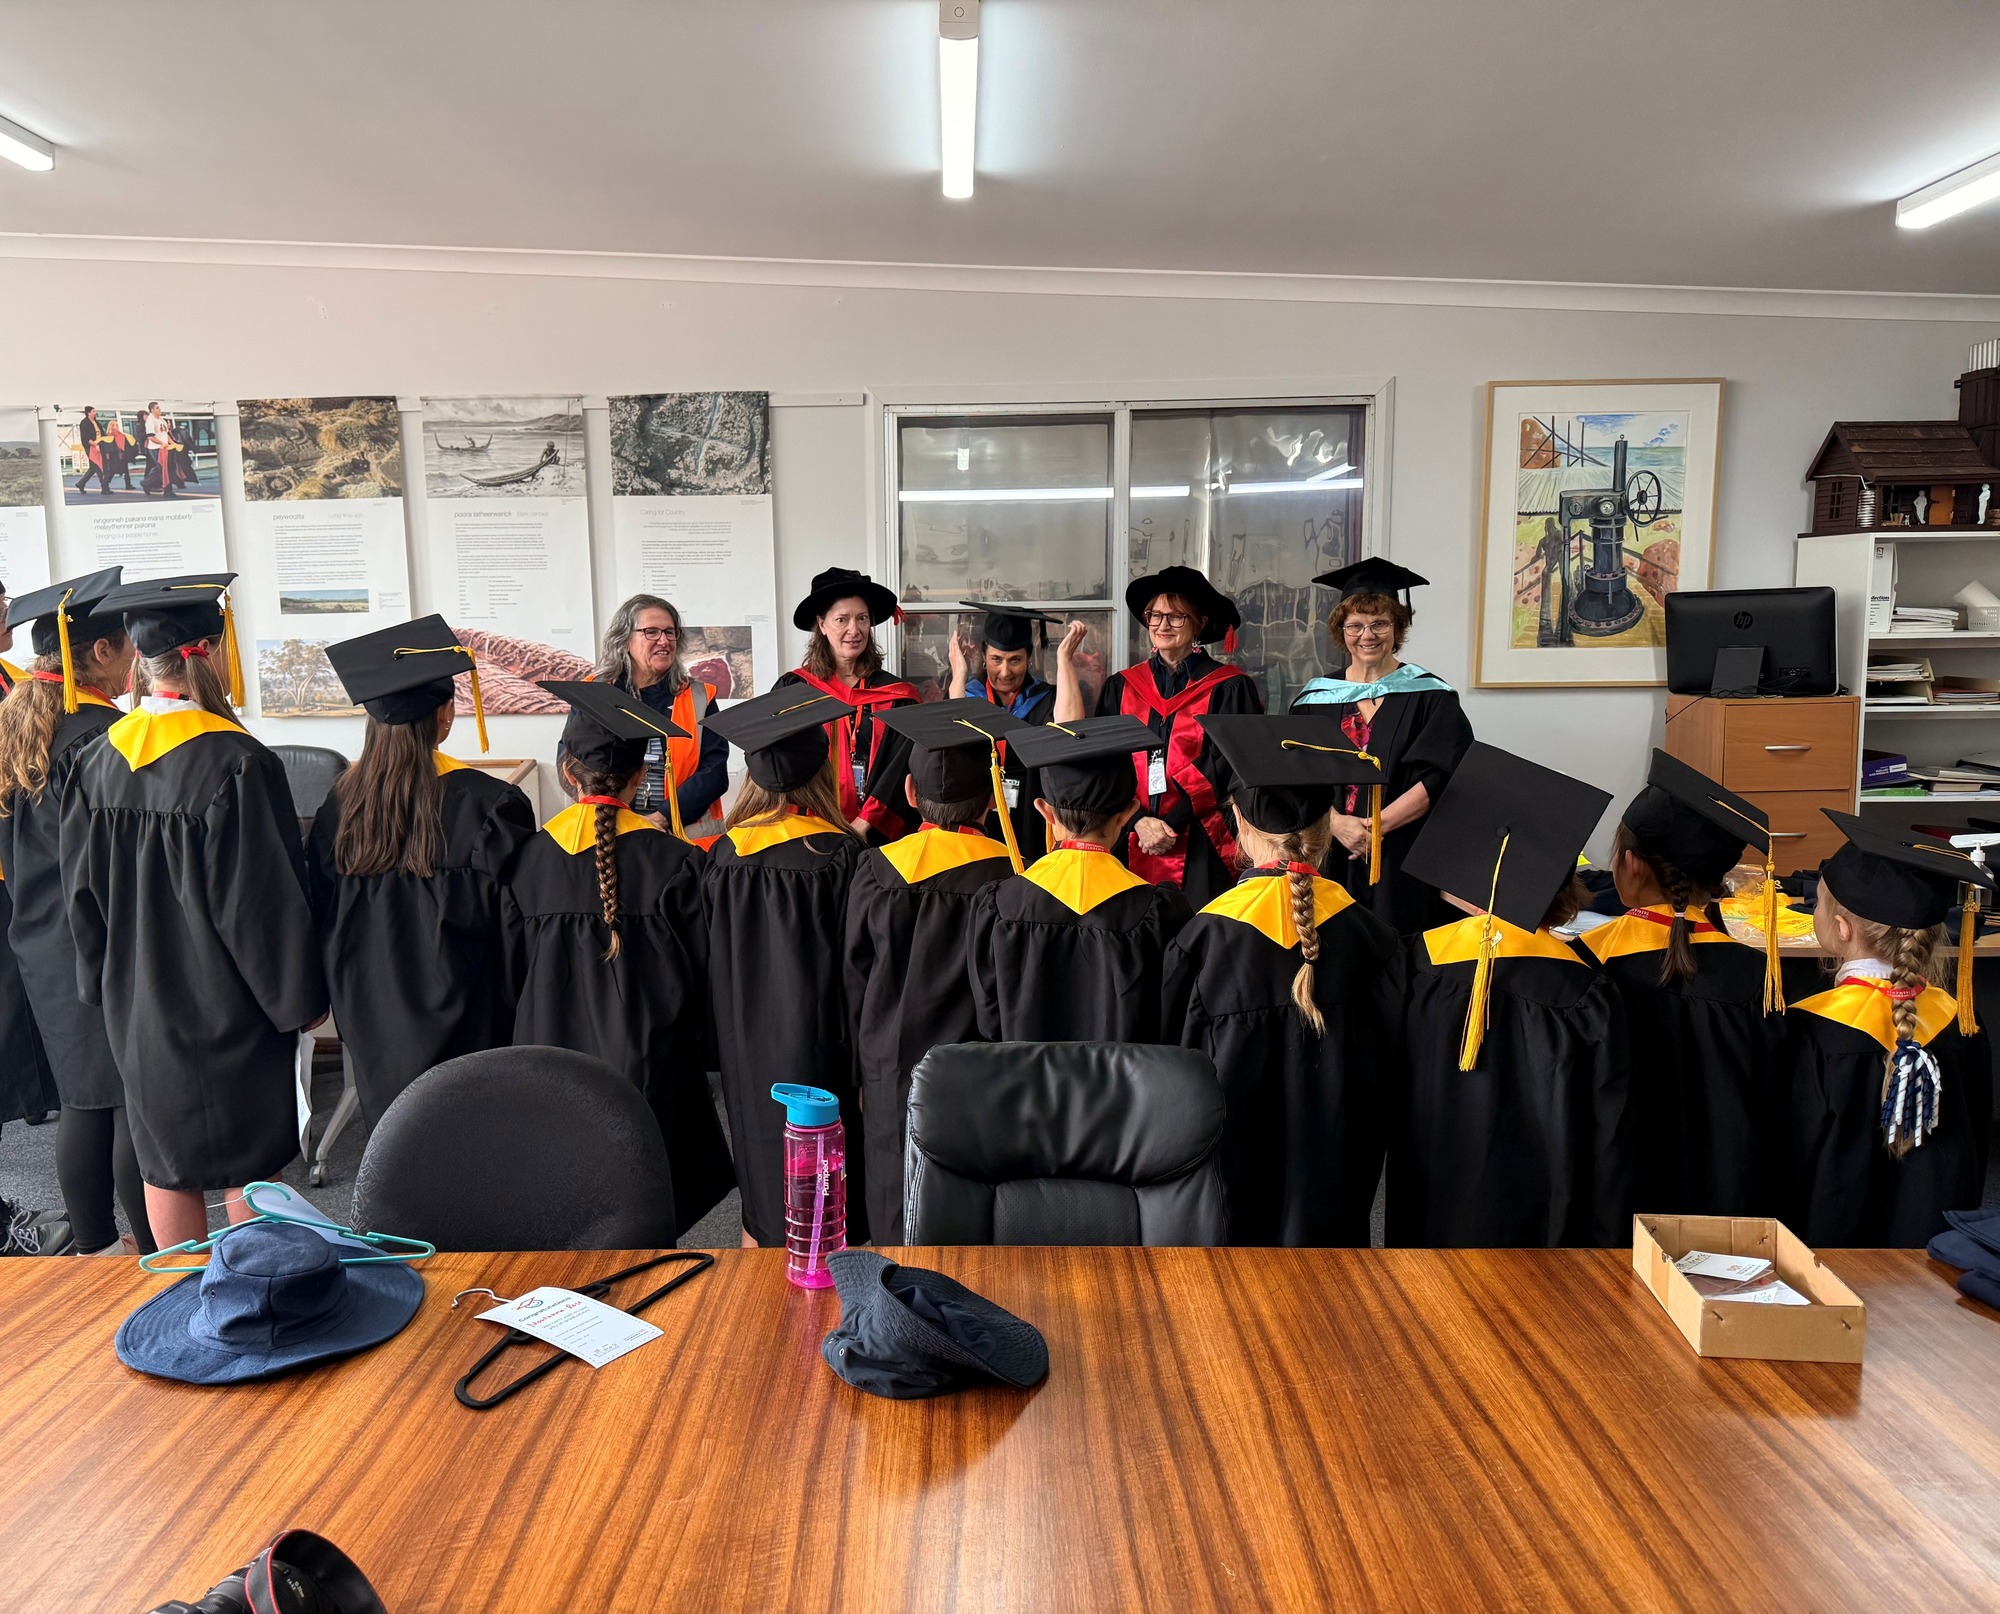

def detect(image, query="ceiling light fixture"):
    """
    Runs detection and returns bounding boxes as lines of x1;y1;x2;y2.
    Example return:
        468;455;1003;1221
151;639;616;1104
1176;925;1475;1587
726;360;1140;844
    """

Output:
0;112;55;173
939;0;979;200
900;486;1111;503
1897;149;2000;230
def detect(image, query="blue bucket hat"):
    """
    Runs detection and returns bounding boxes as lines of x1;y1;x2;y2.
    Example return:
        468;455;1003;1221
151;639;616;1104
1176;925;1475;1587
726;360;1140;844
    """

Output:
116;1221;424;1384
820;1249;1048;1400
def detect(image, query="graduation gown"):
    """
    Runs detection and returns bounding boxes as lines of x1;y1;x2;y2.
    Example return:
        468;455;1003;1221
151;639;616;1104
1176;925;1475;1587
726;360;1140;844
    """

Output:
1388;915;1632;1248
306;755;537;1128
772;668;920;842
1;696;122;1111
1289;686;1473;934
968;846;1190;1043
1780;979;1989;1248
503;802;734;1235
705;813;865;1247
966;676;1056;856
845;825;1014;1243
1164;871;1400;1245
63;707;327;1190
1581;907;1787;1216
1098;651;1265;909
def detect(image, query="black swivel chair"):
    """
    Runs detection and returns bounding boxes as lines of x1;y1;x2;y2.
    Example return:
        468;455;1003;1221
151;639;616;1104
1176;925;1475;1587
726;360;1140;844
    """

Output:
903;1042;1227;1246
352;1047;679;1251
272;744;348;840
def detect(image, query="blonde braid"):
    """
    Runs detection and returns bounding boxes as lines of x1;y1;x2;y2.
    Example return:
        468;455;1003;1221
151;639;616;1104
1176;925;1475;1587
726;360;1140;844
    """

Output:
1848;912;1944;1158
1286;823;1335;1036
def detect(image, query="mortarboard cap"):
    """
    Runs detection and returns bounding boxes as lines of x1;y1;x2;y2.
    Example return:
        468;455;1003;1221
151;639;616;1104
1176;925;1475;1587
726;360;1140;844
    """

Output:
326;615;471;727
1198;713;1384;836
1124;565;1241;647
4;568;124;712
821;1249;1049;1400
705;686;846;791
105;572;245;706
1622;749;1769;887
1820;811;1992;930
876;698;1026;806
1314;557;1429;604
1010;714;1157;817
540;680;687;778
962;600;1061;656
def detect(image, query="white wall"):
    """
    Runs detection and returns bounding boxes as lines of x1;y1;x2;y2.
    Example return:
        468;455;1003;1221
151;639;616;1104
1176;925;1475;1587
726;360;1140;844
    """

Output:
4;254;1992;846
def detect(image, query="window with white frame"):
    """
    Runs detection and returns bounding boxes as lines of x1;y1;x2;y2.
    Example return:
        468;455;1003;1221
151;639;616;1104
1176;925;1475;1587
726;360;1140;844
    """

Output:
888;399;1370;711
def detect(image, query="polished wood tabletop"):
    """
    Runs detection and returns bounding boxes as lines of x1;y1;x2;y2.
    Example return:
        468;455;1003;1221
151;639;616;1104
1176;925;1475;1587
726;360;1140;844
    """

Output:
2;1245;1998;1612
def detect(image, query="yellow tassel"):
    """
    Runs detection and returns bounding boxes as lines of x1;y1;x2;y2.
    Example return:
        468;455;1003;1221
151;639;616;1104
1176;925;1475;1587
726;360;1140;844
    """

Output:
1457;832;1510;1072
1958;885;1980;1036
660;735;687;841
220;596;246;707
467;659;490;754
1368;784;1383;886
55;589;77;714
989;747;1025;874
1759;853;1784;1016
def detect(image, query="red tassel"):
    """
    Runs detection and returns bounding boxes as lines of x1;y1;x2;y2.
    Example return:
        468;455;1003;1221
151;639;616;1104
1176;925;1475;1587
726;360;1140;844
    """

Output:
1224;625;1238;653
893;606;906;625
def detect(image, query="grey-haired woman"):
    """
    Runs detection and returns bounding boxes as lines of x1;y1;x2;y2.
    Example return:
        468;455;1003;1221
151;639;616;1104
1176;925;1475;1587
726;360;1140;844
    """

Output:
593;594;731;838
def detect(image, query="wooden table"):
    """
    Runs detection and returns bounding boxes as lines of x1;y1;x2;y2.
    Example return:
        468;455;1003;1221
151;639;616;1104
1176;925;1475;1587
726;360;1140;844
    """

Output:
3;1246;1998;1611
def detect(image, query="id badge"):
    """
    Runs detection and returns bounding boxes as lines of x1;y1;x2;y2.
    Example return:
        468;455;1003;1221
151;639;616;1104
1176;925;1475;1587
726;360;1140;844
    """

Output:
852;758;869;800
1146;750;1168;799
1003;777;1021;809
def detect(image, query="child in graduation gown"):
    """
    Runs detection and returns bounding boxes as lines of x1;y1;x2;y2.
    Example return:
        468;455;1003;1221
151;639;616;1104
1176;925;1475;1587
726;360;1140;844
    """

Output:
1388;741;1633;1248
1780;813;1992;1248
1163;716;1401;1246
62;573;327;1249
1584;751;1788;1217
846;698;1023;1243
501;681;734;1236
308;616;536;1128
703;687;868;1248
968;714;1191;1043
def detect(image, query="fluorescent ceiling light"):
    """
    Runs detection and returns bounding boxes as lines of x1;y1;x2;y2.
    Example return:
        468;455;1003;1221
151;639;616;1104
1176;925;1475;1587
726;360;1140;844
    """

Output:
1897;149;2000;229
1222;477;1364;495
1131;485;1192;499
901;486;1111;503
939;1;979;200
0;113;54;173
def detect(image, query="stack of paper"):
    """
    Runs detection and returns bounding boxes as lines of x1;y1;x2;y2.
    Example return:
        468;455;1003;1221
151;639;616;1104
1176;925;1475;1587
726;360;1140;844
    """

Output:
1932;676;2000;706
1889;604;1961;634
1867;653;1933;704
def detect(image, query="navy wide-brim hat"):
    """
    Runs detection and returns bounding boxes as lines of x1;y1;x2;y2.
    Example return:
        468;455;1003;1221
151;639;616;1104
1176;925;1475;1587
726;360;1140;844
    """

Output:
116;1221;424;1385
821;1250;1049;1400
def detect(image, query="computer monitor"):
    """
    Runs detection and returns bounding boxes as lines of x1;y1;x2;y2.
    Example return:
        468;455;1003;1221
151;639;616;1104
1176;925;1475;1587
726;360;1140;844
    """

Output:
1664;586;1838;697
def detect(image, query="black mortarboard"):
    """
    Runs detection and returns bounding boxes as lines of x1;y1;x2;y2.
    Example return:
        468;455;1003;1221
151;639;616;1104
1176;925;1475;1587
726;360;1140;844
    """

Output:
1198;714;1385;835
793;567;899;633
105;571;246;705
540;680;687;777
6;567;122;646
1313;557;1429;604
1009;715;1157;816
705;686;845;791
1124;565;1241;645
326;615;472;727
1621;750;1768;888
1820;812;1993;930
820;1250;1048;1400
876;698;1026;804
1404;742;1611;931
962;600;1061;656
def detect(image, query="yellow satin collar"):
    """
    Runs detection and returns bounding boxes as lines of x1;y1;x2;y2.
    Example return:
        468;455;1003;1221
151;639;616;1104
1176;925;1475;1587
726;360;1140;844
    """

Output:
726;813;847;856
1791;981;1957;1051
1582;906;1748;964
1020;847;1149;916
434;752;468;775
880;825;1011;885
1423;913;1587;967
541;801;659;854
0;657;24;685
106;708;244;771
1202;872;1353;948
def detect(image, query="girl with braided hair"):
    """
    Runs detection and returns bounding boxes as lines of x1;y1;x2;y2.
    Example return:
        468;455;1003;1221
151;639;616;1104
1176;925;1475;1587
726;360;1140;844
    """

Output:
1581;752;1788;1216
501;681;733;1236
1163;716;1400;1245
1782;813;1991;1247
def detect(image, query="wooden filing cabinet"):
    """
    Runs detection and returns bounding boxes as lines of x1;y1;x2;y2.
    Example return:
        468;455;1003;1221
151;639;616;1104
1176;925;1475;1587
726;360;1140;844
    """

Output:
1662;694;1859;875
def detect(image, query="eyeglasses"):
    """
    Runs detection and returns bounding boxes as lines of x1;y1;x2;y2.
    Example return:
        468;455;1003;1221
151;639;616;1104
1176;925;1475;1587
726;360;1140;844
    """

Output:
1342;621;1392;637
631;627;679;643
1142;611;1195;629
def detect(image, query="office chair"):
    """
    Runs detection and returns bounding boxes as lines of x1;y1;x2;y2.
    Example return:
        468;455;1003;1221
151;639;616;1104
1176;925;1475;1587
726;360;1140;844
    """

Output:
903;1042;1227;1246
272;744;348;836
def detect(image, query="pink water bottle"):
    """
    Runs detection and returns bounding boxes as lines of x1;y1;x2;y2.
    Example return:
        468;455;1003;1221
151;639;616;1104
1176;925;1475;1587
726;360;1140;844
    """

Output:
771;1083;846;1289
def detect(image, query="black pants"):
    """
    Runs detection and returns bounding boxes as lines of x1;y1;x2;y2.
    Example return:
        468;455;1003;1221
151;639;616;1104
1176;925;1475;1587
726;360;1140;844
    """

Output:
75;456;108;494
56;1105;155;1254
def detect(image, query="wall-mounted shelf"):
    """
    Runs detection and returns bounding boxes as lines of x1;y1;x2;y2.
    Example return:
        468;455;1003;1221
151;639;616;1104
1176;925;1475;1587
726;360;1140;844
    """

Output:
1861;791;2000;804
1869;632;2000;648
1802;528;2000;543
1863;704;2000;718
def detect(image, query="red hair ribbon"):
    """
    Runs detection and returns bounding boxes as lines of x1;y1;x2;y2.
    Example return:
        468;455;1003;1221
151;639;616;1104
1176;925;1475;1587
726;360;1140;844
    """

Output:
179;643;211;662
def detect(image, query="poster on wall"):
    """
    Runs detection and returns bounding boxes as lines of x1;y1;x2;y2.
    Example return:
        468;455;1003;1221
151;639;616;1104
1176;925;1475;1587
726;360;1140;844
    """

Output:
237;397;410;716
608;392;776;697
1475;378;1723;688
423;397;594;715
53;401;228;580
0;407;51;602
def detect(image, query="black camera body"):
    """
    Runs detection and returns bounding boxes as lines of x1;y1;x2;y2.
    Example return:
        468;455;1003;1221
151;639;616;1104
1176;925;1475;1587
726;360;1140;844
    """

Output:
147;1529;387;1614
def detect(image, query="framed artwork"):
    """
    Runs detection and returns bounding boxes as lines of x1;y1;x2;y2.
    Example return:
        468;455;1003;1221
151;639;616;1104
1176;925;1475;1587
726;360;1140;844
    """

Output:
1474;378;1724;688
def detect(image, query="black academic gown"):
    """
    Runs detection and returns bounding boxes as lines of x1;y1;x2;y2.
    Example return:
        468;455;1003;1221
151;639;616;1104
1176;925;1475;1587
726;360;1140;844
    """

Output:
63;707;327;1191
306;758;537;1128
705;814;865;1247
1581;908;1787;1217
844;825;1014;1243
502;803;734;1236
1;698;122;1112
1164;871;1400;1245
771;668;920;843
1780;980;1989;1249
1388;915;1632;1248
968;847;1190;1043
1289;687;1473;934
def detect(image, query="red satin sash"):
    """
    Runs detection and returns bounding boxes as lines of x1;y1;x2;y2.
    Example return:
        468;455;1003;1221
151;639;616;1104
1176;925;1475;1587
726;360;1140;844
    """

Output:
786;667;920;834
1118;661;1248;884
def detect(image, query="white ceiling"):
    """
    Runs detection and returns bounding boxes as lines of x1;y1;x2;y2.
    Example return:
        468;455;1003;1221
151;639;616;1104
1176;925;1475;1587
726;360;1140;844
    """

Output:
3;0;1999;295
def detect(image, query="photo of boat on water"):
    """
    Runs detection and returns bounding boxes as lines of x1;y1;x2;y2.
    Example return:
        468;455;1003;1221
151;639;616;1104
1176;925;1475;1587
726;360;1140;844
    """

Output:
424;396;585;499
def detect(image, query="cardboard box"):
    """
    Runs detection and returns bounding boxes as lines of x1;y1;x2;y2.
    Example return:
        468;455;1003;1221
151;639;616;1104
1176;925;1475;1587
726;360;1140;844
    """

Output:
1633;1215;1866;1364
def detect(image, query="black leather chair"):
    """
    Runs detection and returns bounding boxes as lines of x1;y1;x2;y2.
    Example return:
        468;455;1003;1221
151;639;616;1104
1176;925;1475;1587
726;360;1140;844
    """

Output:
903;1042;1227;1246
352;1047;678;1251
272;744;348;837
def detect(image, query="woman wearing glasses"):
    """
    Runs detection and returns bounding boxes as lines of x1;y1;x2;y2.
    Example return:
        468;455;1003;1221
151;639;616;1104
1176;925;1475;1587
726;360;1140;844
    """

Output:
594;595;731;842
1290;559;1472;934
1057;565;1264;908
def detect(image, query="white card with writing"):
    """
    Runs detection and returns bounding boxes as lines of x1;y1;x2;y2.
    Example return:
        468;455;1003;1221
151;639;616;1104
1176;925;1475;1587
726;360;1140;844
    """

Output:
1674;1250;1772;1283
478;1287;662;1368
1146;750;1168;799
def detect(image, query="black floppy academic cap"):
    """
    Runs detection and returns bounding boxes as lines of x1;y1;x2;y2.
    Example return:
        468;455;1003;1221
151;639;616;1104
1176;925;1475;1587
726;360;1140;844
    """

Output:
1621;749;1769;888
820;1250;1048;1400
876;698;1026;803
5;566;123;652
1198;714;1384;835
1820;811;1994;929
793;567;899;633
961;600;1062;656
705;686;846;791
1009;714;1157;816
1123;565;1240;643
539;680;687;777
1313;557;1428;603
105;571;236;657
1404;741;1612;930
326;615;471;726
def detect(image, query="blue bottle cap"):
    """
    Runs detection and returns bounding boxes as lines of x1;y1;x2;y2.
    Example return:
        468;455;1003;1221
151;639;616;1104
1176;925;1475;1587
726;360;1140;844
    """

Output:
771;1083;841;1128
